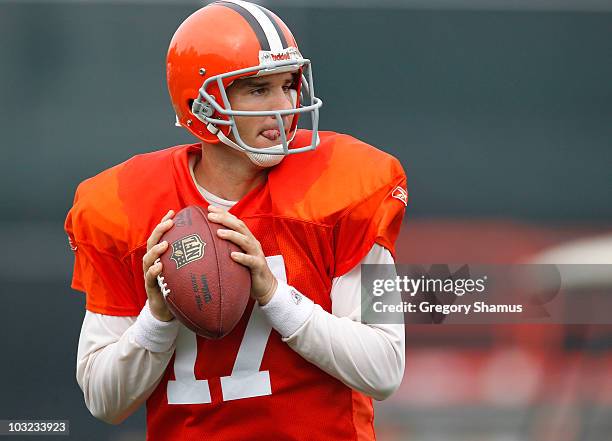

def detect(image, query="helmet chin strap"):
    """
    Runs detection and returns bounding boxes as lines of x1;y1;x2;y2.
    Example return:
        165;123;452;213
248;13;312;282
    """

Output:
216;130;285;168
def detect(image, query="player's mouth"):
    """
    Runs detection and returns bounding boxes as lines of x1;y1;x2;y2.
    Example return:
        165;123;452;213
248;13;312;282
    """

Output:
260;129;281;141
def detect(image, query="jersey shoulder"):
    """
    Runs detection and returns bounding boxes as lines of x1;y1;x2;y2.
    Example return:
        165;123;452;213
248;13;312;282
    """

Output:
65;145;192;257
271;130;406;224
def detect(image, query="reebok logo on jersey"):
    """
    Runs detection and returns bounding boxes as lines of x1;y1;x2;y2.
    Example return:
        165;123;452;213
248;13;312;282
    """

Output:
391;186;408;206
67;235;77;251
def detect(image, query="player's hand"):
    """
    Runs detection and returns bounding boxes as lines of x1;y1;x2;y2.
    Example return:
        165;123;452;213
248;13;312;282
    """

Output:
207;205;278;306
142;209;176;322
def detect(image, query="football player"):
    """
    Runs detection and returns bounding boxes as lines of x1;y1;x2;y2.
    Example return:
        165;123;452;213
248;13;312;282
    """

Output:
66;1;407;439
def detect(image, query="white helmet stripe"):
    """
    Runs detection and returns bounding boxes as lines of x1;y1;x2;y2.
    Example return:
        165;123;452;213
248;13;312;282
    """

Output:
255;4;289;48
225;0;284;52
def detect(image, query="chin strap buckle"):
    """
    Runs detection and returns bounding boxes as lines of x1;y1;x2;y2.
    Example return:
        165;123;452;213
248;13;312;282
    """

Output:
207;122;219;135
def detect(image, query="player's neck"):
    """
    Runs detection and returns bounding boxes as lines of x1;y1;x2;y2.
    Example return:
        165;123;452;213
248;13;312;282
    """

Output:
194;142;268;201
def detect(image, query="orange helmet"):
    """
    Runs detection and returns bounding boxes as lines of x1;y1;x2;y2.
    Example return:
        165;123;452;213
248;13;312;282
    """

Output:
166;0;322;159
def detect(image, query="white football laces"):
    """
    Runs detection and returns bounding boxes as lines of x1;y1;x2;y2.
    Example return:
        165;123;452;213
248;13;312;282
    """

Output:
155;258;171;298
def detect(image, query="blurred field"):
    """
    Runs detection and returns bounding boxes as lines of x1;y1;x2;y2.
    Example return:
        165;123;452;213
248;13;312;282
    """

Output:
376;222;612;440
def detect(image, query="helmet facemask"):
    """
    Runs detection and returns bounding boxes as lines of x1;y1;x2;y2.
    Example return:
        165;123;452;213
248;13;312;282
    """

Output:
190;57;322;165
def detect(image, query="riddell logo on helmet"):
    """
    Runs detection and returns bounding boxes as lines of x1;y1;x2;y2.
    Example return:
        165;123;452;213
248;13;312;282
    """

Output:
271;53;291;61
259;47;302;66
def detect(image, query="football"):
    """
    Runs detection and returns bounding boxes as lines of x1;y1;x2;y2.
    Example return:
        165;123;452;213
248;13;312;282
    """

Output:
157;205;251;339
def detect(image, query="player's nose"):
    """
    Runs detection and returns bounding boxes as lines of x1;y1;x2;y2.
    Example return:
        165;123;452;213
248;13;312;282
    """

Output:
272;87;294;111
267;88;294;128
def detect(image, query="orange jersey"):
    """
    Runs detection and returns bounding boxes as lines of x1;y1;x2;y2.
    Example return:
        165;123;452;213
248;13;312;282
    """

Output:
65;129;407;441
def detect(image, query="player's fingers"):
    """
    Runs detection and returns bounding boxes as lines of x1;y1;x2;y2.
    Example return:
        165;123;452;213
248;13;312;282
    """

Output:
142;241;168;271
230;251;257;268
161;209;175;222
217;229;257;253
207;210;234;225
208;212;250;236
207;205;239;222
145;259;163;290
143;241;168;268
147;218;174;250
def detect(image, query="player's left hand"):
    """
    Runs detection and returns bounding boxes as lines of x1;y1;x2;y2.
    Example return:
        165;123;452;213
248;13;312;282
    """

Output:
207;205;278;306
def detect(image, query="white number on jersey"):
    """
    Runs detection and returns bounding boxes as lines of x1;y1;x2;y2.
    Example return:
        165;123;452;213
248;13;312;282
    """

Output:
167;255;286;404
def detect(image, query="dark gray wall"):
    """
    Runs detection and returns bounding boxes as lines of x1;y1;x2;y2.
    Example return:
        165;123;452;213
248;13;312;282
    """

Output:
1;4;611;223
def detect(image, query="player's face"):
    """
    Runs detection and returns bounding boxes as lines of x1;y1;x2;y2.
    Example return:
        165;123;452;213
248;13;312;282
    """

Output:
226;72;296;149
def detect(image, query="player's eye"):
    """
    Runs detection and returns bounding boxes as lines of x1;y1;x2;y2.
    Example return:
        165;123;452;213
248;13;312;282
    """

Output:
251;87;267;96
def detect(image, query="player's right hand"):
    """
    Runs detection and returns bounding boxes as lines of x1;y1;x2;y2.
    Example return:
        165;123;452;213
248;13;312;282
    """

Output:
142;210;176;322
